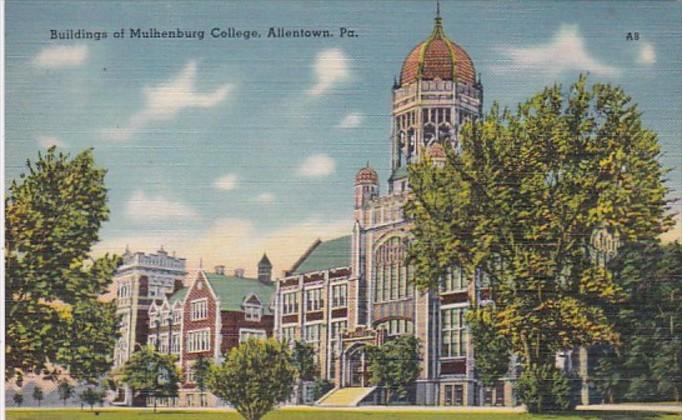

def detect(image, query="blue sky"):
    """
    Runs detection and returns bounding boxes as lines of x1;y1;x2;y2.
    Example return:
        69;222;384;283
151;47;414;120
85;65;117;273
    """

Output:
5;0;682;276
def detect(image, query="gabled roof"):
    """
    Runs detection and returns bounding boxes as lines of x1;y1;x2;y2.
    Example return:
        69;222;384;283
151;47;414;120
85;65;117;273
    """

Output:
291;235;352;275
204;273;275;315
169;287;188;305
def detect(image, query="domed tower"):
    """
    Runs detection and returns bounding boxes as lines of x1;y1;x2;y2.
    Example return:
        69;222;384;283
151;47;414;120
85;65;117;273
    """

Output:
389;9;482;192
354;163;379;210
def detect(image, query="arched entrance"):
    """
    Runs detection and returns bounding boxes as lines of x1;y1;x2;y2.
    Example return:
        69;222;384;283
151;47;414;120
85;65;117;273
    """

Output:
344;344;369;387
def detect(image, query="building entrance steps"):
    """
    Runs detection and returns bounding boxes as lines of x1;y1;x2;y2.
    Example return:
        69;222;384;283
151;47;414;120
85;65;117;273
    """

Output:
316;386;376;407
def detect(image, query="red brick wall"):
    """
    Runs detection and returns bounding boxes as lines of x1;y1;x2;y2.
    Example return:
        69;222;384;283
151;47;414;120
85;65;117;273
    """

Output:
220;311;274;354
182;274;217;370
135;309;150;348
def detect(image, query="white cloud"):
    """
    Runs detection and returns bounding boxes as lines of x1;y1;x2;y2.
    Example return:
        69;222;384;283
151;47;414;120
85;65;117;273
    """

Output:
297;153;335;177
637;42;656;65
255;192;276;204
33;45;88;69
213;174;238;191
496;25;620;77
307;48;350;96
102;60;232;141
336;112;363;128
93;217;350;279
37;135;65;148
125;190;199;222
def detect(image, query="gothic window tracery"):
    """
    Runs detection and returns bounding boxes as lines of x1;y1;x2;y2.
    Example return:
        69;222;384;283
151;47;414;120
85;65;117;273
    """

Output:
373;237;414;302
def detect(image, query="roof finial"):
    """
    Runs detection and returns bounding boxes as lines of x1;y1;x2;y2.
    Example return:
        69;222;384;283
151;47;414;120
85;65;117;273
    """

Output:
199;257;203;269
436;0;440;18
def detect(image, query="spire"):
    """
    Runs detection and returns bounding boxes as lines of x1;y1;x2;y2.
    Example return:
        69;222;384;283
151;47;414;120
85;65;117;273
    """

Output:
431;0;445;38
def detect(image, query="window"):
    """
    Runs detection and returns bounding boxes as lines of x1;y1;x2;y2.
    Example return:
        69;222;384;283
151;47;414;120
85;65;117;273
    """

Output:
281;326;296;342
148;334;157;348
330;320;347;341
443;265;467;292
187;329;210;353
173;310;182;324
239;329;267;343
171;333;180;354
190;299;208;321
374;237;413;303
375;319;413;336
305;324;321;353
305;288;323;311
159;333;168;353
331;284;347;308
442;308;467;358
245;305;261;322
282;292;299;315
444;384;464;406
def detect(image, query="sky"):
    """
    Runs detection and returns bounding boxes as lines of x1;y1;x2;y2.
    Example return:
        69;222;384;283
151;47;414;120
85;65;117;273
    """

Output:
5;0;682;278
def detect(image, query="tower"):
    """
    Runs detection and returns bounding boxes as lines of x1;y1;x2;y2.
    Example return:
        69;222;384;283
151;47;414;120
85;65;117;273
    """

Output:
389;12;483;192
354;163;379;213
258;253;273;283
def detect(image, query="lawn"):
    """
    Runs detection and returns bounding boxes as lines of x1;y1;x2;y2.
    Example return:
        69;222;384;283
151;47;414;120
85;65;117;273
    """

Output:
5;409;682;420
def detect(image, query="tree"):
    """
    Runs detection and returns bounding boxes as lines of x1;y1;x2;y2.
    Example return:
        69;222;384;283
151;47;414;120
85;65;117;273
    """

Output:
79;387;105;411
405;76;672;412
13;392;23;407
207;338;296;420
57;380;74;406
291;341;317;404
467;306;511;387
192;355;213;407
32;386;44;407
651;242;682;402
5;147;121;379
120;346;180;413
366;336;421;404
56;299;120;384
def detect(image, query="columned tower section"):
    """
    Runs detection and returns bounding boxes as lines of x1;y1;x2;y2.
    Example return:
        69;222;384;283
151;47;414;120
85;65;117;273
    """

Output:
389;14;483;193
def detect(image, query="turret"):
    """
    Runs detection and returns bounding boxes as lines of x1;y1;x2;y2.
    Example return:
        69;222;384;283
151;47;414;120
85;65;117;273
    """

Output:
258;253;273;283
354;163;379;210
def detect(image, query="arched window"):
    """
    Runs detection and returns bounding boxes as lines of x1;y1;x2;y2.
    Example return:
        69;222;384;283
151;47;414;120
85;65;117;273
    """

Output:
373;237;414;303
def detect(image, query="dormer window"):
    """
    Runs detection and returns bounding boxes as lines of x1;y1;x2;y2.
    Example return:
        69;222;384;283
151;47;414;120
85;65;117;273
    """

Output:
245;305;261;322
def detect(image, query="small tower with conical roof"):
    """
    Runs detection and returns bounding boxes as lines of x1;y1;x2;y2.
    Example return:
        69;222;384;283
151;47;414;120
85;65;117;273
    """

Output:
257;253;273;283
354;163;379;210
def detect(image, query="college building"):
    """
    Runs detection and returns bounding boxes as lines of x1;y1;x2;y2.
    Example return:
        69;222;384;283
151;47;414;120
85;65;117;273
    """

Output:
111;10;615;408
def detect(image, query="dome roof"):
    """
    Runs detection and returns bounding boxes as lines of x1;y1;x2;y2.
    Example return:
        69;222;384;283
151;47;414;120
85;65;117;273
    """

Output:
355;165;378;184
400;16;476;86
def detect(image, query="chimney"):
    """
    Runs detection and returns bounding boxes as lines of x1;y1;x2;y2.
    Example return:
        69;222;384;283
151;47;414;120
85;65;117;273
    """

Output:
214;265;225;275
233;268;245;278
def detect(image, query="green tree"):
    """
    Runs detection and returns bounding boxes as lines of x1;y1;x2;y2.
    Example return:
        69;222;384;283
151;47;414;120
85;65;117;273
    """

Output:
79;387;105;411
405;76;671;412
366;336;421;404
120;346;180;413
467;306;511;387
192;355;213;407
57;379;74;406
32;386;44;407
5;147;120;379
651;242;682;402
291;341;317;404
13;392;23;407
56;299;120;384
207;338;296;420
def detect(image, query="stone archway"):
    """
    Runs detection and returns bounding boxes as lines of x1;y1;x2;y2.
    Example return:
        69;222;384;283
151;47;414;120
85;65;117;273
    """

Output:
344;343;368;387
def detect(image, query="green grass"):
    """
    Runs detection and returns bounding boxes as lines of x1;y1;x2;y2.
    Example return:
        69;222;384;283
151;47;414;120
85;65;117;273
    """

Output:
5;409;682;420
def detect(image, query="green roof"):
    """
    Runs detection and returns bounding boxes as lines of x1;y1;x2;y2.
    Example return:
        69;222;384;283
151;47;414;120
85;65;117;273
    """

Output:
204;273;275;314
169;287;188;305
389;165;408;180
292;235;352;275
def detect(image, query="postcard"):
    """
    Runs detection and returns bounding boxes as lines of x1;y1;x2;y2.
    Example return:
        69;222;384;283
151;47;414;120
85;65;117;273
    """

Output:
3;1;681;419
